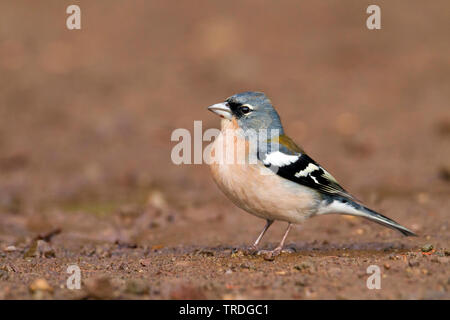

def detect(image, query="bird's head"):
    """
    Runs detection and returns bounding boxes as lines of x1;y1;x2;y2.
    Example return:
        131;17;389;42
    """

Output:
207;91;284;136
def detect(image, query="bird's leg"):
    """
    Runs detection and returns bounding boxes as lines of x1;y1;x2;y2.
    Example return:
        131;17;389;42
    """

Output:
253;219;274;247
260;223;292;259
245;219;273;254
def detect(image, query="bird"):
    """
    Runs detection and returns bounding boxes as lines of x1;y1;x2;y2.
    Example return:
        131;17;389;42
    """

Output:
207;91;416;258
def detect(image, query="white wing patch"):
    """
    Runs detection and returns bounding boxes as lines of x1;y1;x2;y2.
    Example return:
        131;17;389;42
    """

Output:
294;163;320;178
263;151;300;167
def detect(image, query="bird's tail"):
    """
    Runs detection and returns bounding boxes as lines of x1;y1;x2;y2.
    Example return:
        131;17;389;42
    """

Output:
318;198;417;237
357;205;417;236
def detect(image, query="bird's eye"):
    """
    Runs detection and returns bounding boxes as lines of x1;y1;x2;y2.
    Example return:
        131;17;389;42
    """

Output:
240;106;251;114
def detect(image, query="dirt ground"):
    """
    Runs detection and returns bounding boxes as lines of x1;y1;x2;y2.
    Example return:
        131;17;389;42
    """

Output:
0;1;449;299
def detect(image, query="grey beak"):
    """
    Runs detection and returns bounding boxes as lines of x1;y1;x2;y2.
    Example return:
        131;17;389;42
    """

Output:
207;102;232;120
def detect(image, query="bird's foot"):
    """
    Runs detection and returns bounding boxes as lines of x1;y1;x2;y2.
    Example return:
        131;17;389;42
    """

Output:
257;247;295;260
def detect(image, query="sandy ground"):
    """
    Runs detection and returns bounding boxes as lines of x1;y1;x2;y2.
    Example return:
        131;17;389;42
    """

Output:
0;1;449;299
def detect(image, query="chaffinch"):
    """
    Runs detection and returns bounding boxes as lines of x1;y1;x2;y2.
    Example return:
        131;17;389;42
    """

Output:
207;91;416;258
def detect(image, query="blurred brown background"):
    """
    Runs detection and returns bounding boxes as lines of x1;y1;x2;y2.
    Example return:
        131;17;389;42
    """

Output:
0;1;449;299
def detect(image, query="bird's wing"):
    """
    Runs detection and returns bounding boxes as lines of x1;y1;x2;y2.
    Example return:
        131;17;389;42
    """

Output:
259;135;356;200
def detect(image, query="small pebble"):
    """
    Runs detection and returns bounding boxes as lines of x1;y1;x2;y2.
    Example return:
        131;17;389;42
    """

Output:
29;279;53;293
139;258;151;267
4;245;17;252
263;254;275;261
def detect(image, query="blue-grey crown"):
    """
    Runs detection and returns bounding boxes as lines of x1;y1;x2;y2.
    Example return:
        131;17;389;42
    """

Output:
226;91;271;107
227;91;284;136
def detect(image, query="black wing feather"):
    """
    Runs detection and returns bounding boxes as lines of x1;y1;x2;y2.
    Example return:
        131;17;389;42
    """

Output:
261;152;355;200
